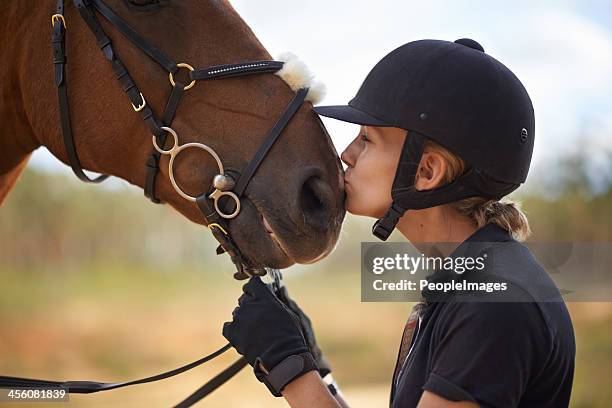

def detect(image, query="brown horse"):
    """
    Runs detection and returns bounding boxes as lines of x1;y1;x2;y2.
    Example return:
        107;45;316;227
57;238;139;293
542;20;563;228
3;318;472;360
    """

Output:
0;0;345;271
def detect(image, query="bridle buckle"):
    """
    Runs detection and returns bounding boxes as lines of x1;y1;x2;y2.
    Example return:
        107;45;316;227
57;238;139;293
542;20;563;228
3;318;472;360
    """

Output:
51;14;66;28
131;93;146;112
208;223;229;236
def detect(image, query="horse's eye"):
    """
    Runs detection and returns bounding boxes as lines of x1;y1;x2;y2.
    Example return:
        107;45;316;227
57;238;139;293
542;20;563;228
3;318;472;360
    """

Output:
124;0;167;10
127;0;158;4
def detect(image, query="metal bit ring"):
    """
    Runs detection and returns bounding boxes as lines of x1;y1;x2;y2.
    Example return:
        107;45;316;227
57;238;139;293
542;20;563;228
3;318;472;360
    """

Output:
153;127;241;219
209;189;241;219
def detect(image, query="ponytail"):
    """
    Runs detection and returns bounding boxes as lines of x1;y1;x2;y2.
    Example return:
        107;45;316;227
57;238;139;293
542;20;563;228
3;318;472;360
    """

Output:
451;197;531;242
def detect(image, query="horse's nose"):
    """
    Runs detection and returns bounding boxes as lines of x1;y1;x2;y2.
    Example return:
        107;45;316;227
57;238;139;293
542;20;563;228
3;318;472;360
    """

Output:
298;168;336;232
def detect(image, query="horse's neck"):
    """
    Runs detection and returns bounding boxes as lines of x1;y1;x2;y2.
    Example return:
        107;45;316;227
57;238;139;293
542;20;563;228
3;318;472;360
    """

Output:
0;2;50;206
0;2;48;174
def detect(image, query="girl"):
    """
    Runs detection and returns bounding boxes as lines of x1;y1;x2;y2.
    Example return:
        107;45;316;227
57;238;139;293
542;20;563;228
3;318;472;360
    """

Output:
223;38;575;408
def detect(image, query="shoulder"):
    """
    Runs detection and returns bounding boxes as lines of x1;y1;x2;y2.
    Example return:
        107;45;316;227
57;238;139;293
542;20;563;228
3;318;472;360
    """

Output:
432;300;553;351
435;299;544;327
483;240;561;299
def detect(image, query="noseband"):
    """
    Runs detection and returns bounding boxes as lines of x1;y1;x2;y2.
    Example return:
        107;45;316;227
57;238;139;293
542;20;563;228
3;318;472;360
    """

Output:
54;0;309;280
0;0;309;405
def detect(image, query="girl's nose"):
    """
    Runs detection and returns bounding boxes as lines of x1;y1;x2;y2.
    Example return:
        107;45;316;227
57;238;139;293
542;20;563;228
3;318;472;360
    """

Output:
340;148;352;168
341;138;359;167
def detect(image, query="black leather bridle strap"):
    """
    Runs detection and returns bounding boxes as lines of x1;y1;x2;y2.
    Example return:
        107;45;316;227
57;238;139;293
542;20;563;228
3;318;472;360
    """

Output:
174;358;248;408
113;58;164;137
52;1;65;87
88;0;178;74
162;84;185;126
144;83;186;203
191;61;284;80
0;344;231;394
53;0;108;183
233;87;308;197
73;0;162;136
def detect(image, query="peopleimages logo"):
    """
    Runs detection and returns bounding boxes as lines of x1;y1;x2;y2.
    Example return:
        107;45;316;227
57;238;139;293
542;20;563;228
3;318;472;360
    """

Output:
362;242;612;302
371;253;487;275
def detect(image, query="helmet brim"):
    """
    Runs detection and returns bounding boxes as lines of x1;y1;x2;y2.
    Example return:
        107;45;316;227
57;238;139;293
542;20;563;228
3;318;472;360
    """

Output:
313;105;392;127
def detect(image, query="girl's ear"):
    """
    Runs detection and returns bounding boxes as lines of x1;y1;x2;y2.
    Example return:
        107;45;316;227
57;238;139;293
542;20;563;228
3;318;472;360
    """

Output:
414;151;448;191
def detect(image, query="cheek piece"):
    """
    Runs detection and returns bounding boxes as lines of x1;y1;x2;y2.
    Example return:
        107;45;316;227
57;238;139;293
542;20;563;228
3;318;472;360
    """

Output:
372;131;520;241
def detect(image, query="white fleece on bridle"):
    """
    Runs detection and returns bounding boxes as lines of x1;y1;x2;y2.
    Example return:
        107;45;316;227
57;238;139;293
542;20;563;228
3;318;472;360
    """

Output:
275;52;326;105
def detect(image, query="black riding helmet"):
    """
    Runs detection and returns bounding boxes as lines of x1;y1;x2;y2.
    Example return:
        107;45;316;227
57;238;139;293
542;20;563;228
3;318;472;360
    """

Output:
314;38;535;240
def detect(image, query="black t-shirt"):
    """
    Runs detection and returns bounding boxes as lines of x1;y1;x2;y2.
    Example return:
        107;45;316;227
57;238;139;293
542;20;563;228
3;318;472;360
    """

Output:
390;224;576;408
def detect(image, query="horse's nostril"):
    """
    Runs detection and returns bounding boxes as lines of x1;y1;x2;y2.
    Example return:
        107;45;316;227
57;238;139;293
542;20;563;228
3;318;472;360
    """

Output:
300;176;332;231
301;177;325;212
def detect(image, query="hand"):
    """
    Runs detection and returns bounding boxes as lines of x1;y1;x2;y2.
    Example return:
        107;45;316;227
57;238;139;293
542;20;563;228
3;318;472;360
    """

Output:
223;277;319;396
276;285;333;378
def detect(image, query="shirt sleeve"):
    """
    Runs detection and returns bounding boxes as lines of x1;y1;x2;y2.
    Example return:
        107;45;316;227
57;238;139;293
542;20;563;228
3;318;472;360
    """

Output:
423;300;550;408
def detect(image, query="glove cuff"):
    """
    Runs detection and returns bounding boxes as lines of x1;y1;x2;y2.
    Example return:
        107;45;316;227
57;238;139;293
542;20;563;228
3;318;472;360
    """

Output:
254;352;318;397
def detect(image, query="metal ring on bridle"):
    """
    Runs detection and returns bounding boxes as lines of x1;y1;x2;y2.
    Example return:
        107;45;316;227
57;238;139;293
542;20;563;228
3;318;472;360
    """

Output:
169;63;196;90
209;189;241;219
152;126;179;154
154;127;241;219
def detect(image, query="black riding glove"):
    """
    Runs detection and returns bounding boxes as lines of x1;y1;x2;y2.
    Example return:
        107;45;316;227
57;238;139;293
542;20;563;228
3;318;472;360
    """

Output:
276;285;333;378
222;277;318;396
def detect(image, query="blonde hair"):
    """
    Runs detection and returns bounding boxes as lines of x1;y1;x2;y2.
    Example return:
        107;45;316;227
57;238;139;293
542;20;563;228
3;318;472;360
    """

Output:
424;140;532;241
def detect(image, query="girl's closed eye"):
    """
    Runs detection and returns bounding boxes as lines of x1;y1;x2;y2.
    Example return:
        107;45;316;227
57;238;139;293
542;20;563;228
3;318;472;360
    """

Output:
360;127;370;143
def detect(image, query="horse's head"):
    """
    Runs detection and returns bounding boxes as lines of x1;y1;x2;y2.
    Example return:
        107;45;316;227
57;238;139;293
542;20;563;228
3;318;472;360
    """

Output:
46;0;345;270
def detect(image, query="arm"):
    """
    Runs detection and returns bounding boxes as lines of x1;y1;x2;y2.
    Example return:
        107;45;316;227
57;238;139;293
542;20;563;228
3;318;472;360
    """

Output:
282;371;342;408
283;371;351;408
418;390;479;408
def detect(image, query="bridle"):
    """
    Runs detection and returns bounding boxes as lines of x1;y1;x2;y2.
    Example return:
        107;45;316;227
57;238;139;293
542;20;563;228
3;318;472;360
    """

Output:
0;0;310;405
59;0;309;281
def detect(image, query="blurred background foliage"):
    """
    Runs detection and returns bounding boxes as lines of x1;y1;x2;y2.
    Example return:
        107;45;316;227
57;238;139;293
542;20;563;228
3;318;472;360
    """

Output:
1;148;611;407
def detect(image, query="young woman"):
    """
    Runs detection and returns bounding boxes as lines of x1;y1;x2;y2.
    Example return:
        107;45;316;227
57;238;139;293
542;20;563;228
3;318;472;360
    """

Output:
222;38;575;407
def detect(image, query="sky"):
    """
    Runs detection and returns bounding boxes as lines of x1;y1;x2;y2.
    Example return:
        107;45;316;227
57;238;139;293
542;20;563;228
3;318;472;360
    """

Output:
30;0;612;187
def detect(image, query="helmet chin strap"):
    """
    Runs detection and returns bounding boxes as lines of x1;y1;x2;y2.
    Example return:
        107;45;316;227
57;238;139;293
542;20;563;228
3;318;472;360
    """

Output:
372;131;520;241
